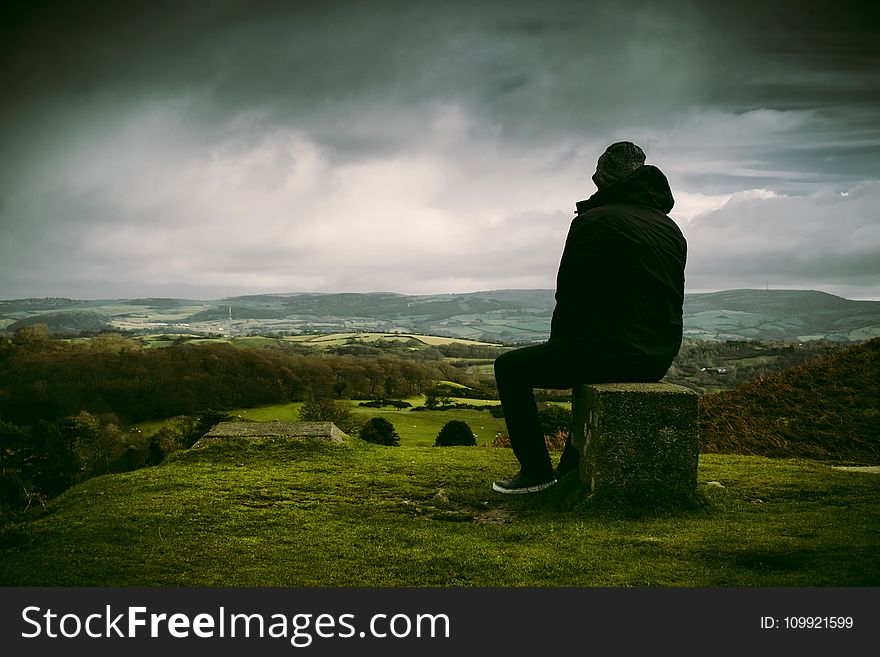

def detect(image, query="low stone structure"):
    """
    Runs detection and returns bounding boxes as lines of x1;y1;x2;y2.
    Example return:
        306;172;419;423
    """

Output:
192;421;346;449
571;383;699;501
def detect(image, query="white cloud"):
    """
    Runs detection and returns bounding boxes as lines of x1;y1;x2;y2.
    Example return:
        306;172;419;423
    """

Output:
683;182;880;299
1;99;584;297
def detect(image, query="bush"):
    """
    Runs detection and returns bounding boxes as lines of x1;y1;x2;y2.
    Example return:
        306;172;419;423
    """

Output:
177;410;232;448
299;398;363;434
359;417;400;446
538;404;572;436
358;399;412;409
145;437;165;466
434;420;476;447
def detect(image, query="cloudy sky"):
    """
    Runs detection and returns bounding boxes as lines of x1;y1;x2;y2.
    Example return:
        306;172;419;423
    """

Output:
2;0;878;300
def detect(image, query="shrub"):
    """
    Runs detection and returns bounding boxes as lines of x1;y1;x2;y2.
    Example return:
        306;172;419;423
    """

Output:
545;429;569;453
358;399;412;409
434;420;476;447
115;445;144;472
299;398;363;434
538;404;572;436
359;417;400;446
145;437;165;466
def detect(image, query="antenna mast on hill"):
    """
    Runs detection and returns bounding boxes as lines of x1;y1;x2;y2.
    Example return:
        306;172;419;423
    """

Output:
227;305;233;338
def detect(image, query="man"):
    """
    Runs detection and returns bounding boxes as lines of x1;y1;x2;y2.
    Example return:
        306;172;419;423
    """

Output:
492;141;686;494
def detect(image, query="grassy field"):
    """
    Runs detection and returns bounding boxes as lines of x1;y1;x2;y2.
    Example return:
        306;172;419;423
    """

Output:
233;400;508;447
348;405;506;447
1;438;877;587
133;400;509;447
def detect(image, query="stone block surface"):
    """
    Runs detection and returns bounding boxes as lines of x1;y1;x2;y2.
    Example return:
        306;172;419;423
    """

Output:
571;383;698;499
192;421;346;449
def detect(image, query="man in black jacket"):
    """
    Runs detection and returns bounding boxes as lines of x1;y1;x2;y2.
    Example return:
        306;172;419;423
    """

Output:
492;141;686;494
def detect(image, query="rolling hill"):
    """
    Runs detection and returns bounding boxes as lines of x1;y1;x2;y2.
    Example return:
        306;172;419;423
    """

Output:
683;289;880;342
2;289;879;342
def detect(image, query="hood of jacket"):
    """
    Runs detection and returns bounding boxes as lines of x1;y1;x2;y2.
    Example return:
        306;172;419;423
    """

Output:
575;164;674;216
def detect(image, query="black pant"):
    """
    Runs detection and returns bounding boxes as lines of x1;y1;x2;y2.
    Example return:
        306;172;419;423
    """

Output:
493;340;670;476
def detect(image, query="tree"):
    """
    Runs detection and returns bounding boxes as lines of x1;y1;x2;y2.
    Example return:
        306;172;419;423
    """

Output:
434;420;476;446
62;412;111;477
358;417;400;446
12;324;51;346
176;410;231;448
299;398;363;434
116;445;143;472
153;426;185;453
22;420;80;497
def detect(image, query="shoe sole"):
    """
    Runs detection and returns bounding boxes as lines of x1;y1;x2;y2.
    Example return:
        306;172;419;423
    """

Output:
492;478;557;494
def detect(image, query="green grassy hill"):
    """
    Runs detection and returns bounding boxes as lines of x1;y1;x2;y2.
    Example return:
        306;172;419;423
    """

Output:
1;438;878;586
699;338;880;462
3;338;879;587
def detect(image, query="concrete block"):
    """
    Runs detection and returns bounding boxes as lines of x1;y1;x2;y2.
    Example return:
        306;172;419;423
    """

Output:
571;383;699;500
192;421;346;449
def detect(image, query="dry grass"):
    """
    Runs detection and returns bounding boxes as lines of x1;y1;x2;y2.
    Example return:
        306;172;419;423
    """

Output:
699;338;880;463
490;429;569;453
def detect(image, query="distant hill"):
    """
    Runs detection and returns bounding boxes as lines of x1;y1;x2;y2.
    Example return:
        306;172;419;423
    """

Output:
1;289;878;342
6;311;111;334
699;338;880;463
683;289;880;342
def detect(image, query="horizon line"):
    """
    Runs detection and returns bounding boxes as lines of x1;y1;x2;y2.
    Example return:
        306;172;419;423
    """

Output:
2;287;879;303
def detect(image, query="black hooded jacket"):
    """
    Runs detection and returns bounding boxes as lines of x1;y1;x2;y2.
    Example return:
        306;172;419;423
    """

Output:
549;165;686;364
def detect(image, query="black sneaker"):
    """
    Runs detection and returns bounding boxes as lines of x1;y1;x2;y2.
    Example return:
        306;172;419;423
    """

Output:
492;470;557;494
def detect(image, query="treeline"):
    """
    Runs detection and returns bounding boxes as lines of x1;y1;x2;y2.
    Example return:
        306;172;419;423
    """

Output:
0;410;229;517
0;329;473;426
2;329;850;429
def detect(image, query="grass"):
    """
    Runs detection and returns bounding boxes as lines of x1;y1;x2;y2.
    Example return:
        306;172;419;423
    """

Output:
228;399;508;446
1;438;878;587
18;339;873;587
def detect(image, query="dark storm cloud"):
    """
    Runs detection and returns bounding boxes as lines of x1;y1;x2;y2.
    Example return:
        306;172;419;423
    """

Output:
4;0;876;159
1;1;714;138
